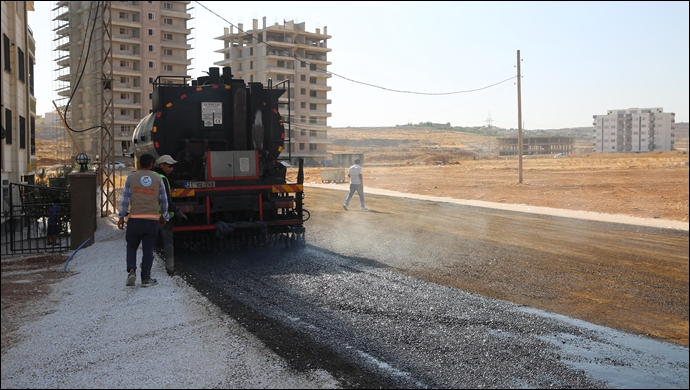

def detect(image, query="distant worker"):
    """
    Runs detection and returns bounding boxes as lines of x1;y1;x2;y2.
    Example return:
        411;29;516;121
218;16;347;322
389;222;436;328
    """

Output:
46;198;60;246
153;154;186;275
118;153;169;287
343;159;368;211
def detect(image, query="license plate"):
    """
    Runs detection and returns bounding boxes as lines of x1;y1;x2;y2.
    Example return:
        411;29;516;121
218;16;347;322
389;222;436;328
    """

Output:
184;181;216;188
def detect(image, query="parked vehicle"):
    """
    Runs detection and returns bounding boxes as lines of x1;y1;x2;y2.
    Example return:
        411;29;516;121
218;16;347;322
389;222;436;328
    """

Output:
554;153;568;158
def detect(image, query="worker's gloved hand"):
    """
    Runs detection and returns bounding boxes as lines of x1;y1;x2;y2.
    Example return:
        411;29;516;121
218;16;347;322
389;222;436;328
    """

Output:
177;210;188;220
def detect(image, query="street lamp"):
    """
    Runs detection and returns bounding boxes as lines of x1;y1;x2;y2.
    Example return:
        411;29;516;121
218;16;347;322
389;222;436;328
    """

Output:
75;153;90;172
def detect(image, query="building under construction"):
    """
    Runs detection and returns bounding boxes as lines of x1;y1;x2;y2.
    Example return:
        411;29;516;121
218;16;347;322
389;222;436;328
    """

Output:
497;136;574;156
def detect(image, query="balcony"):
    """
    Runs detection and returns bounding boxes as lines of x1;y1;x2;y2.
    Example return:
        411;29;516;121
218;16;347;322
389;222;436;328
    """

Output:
160;24;192;35
161;54;191;65
160;8;192;19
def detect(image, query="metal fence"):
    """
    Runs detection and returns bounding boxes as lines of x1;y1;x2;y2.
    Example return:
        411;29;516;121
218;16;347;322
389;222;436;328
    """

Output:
1;183;71;256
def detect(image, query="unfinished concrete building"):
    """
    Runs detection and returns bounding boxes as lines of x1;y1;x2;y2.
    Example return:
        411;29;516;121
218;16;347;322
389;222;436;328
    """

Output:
52;0;193;160
497;137;574;156
214;18;331;166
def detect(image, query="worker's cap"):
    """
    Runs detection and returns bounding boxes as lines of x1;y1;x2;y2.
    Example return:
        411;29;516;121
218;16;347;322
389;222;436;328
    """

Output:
156;155;177;165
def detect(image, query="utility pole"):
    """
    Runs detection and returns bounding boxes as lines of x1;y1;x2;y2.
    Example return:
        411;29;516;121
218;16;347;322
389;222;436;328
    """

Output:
517;50;523;184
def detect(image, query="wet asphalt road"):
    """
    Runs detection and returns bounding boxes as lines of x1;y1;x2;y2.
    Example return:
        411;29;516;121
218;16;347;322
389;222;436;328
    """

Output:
177;243;688;389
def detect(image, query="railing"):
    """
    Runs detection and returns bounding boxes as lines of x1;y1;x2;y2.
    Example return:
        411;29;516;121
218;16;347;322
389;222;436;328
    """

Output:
1;183;71;256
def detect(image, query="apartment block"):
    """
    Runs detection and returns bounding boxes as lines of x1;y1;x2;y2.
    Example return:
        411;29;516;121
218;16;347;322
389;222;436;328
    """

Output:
214;18;332;165
592;107;676;152
52;0;192;160
2;1;37;195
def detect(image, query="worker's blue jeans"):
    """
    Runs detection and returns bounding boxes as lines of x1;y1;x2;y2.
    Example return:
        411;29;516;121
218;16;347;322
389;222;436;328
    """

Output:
158;222;174;270
344;184;365;208
125;219;159;281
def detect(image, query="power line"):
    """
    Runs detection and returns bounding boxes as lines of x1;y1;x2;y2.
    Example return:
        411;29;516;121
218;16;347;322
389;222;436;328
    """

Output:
194;1;516;95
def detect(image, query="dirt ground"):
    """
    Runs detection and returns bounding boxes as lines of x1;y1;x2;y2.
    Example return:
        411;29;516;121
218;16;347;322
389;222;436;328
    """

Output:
3;127;688;355
296;127;689;223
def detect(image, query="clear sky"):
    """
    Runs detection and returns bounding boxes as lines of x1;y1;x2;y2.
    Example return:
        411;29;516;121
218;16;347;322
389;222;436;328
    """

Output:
29;1;689;129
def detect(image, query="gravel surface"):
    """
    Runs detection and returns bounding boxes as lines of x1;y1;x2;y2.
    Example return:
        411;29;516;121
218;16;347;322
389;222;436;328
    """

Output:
0;216;339;389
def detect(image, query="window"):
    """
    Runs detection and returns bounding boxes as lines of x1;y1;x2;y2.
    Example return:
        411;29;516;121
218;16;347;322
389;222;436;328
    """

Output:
148;13;155;20
164;64;173;71
309;117;317;124
163;2;173;10
310;64;316;71
300;102;306;109
309;77;316;84
301;88;306;95
120;44;128;51
309;144;317;151
300;116;306;123
310;103;317;110
163;33;173;41
301;61;306;68
149;77;154;83
163;18;173;25
18;48;25;82
119;12;128;19
119;27;129;35
163;48;173;56
250;61;253;70
120;60;130;68
120;93;130;99
278;60;285;67
299;143;305;150
300;75;306;81
148;61;156;68
301;129;306;136
30;116;35;155
310;130;317;137
148;29;155;36
149;93;153;99
148;45;155;52
19;116;26;149
310;91;317;98
5;108;12;144
3;34;10;72
29;57;34;95
249;48;253;55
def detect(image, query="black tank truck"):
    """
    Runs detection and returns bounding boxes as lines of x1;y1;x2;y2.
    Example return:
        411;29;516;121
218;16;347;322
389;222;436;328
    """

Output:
132;66;306;251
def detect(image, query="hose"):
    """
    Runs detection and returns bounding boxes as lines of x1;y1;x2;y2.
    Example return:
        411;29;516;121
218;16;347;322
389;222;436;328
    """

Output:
63;237;92;273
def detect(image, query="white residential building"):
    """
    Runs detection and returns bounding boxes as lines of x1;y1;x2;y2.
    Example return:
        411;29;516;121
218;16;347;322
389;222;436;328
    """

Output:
214;18;331;165
2;1;37;212
592;108;676;152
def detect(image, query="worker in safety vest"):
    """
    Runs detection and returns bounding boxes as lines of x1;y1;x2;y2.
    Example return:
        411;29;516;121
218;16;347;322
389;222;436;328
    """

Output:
153;154;186;275
118;153;169;287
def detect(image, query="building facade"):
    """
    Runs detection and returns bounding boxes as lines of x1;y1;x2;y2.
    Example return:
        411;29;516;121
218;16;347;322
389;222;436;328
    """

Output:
592;108;675;152
2;1;37;215
214;18;332;165
52;0;192;159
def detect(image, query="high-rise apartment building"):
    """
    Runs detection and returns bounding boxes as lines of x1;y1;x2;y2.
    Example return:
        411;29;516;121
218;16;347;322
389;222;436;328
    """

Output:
215;18;331;165
2;1;37;194
592;108;676;152
52;0;192;159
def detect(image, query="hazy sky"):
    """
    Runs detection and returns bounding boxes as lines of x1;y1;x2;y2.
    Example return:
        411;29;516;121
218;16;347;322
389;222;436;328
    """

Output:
29;1;689;129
